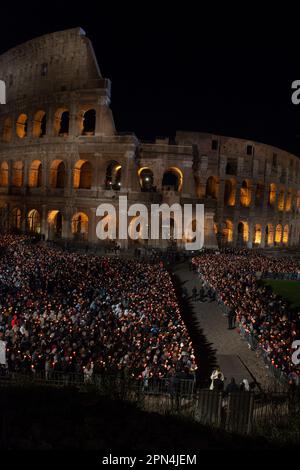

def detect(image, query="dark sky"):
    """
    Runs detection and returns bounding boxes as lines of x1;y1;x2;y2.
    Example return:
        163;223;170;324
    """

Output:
1;4;300;155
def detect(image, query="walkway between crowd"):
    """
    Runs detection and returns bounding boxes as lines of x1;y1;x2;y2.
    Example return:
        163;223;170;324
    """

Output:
172;262;276;390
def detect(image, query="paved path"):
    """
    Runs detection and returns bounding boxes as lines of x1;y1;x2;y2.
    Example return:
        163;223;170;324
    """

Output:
172;261;275;389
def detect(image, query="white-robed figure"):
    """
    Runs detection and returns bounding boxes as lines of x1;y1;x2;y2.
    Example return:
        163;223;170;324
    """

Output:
209;367;225;390
84;361;94;384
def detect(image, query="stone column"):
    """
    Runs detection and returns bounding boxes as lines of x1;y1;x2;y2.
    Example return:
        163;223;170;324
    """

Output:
69;102;78;136
94;101;102;136
64;161;73;197
42;158;48;193
62;206;72;240
46;106;54;137
22;160;29;194
247;223;254;248
204;211;218;248
88;207;97;243
41;204;48;240
126;151;139;191
182;163;195;197
21;205;28;232
8;159;13;191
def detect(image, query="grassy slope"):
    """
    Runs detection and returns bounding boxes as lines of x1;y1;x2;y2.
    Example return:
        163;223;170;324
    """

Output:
263;280;300;308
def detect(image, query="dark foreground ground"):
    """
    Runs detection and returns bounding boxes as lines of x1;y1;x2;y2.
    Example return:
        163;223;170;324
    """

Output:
0;385;297;452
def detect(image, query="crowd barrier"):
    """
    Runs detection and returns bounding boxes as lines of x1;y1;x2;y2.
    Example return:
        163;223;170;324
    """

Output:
0;368;298;435
262;272;300;281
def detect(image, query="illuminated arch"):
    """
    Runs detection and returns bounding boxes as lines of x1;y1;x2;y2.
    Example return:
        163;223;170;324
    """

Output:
138;167;154;191
205;176;218;199
278;188;285;211
27;209;41;233
53;108;69;136
72;212;89;239
255;183;264;207
224;179;236;206
265;224;274;246
222;220;234;243
105;161;122;189
285;189;292;212
50;160;65;188
80;109;96;135
73;160;92;189
253;224;262;245
240;180;251;207
0;161;9;187
12;161;24;187
297;190;300;213
275;224;283;244
16;114;28;139
48;210;63;238
2;117;12;143
268;183;277;206
32;110;46;138
237;221;249;244
29;160;42;187
283;225;289;244
162;167;183;191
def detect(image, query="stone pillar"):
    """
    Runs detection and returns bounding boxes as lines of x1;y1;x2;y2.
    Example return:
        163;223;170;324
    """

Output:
182;164;195;197
8;159;13;190
204;211;218;248
69;102;78;136
46;106;54;137
22;160;29;194
120;153;130;192
94;153;102;191
152;168;162;193
21;205;28;232
260;224;266;248
235;180;242;210
262;181;269;212
41;204;48;240
26;113;34;139
126;151;139;191
233;221;239;246
247;223;254;248
88;207;97;242
62;206;72;239
42;159;48;193
64;162;73;197
94;102;102;136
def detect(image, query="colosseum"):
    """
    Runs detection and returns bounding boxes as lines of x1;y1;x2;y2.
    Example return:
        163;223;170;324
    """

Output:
0;27;300;249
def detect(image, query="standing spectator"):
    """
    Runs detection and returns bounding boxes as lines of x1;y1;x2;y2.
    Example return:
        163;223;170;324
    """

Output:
227;308;236;330
210;367;224;390
212;373;224;391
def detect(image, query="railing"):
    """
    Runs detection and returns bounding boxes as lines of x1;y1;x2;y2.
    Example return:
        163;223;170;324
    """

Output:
261;272;300;281
0;368;298;435
0;369;195;397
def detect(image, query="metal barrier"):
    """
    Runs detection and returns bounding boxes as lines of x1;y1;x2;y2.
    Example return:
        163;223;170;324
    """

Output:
0;368;298;435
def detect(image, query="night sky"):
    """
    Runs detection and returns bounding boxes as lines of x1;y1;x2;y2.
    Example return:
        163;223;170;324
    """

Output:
1;4;300;155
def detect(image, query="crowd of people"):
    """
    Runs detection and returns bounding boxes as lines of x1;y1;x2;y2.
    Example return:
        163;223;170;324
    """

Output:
0;235;197;382
192;250;300;382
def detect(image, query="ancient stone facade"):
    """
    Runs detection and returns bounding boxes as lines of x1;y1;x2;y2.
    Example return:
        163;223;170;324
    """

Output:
0;28;299;248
